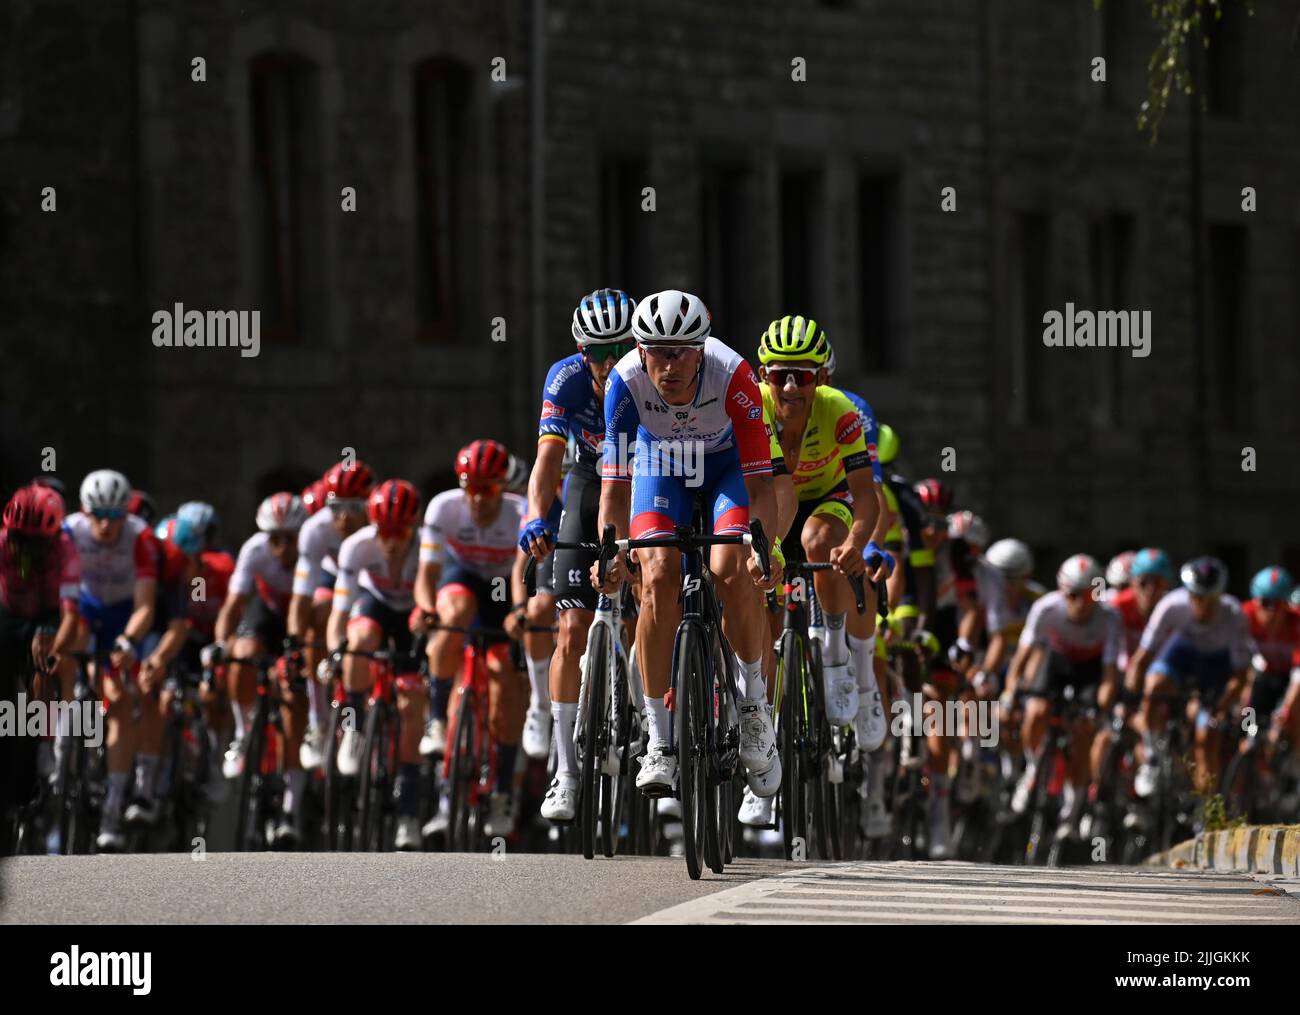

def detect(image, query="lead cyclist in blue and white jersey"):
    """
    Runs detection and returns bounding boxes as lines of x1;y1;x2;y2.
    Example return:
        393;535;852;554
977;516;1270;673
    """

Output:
591;289;785;801
519;288;639;822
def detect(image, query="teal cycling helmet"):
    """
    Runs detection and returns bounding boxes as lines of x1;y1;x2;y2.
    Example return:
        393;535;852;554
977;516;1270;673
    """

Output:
1130;547;1174;582
1250;566;1294;603
156;514;202;557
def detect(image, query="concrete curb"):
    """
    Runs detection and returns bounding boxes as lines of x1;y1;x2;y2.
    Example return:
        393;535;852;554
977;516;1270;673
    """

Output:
1146;825;1300;875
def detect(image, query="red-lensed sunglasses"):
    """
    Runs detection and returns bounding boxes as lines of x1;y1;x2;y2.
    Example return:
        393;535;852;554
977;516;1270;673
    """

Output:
460;478;503;497
767;367;818;388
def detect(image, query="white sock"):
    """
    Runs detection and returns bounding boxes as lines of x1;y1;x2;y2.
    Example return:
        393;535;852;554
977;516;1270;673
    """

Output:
734;654;766;702
104;771;129;822
307;679;327;729
231;702;252;741
552;702;578;778
527;655;552;710
824;612;848;666
645;695;672;751
848;633;877;691
282;768;307;814
134;754;158;797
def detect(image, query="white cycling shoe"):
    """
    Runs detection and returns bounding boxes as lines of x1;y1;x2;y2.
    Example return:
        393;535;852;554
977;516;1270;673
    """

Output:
221;738;245;780
738;787;775;828
636;744;677;797
1010;767;1035;815
419;718;447;757
422;797;451;839
299;723;325;770
863;796;892;839
483;793;515;838
854;688;887;751
1135;761;1158;798
522;707;552;761
822;663;858;727
739;699;781;797
540;774;579;823
336;729;364;777
928;797;952;859
394;816;421;852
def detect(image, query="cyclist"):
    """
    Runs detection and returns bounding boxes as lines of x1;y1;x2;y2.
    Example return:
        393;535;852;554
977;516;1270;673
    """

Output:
61;470;159;851
518;288;638;822
290;459;376;769
416;441;529;840
301;478;330;518
1241;567;1299;760
746;318;889;826
1109;547;1175;672
970;538;1044;693
127;490;158;526
942;508;989;656
324;479;425;850
1127;557;1253;797
206;493;307;845
1004;554;1122;836
592;289;784;803
0;484;80;845
874;425;932;628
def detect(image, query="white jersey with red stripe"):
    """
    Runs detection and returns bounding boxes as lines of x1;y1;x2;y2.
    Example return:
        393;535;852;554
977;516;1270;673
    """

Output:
334;524;419;614
292;508;340;597
64;512;158;605
1138;587;1252;670
418;490;525;580
229;532;295;615
1018;590;1123;665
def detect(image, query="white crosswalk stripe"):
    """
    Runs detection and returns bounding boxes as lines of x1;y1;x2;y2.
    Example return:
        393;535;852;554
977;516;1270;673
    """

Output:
632;861;1300;924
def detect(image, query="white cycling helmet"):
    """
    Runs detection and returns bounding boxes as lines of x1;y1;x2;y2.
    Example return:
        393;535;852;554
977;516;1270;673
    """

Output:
256;492;308;533
571;288;637;346
947;510;989;549
504;453;530;495
79;469;132;514
1057;553;1103;593
985;538;1033;579
1105;550;1135;589
631;289;711;346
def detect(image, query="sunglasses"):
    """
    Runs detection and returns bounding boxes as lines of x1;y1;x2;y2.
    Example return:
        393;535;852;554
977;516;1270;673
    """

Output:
461;479;503;497
328;499;366;514
268;532;295;548
1063;589;1089;601
642;345;698;361
1135;577;1161;590
90;508;126;521
584;340;636;362
767;367;818;388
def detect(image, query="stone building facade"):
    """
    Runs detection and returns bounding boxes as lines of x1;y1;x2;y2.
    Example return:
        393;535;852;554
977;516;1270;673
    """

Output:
2;0;1296;591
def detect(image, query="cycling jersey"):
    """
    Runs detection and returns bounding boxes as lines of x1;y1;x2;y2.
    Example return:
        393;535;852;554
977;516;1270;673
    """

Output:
153;537;192;627
293;508;342;598
228;532;295;615
538;353;604;476
1138;588;1251;672
1018;591;1122;665
759;384;876;501
419;490;525;580
334;524;420;614
1242;600;1300;674
602;337;772;482
64;512;158;606
189;551;233;639
974;559;1045;642
0;528;80;620
1107;585;1149;669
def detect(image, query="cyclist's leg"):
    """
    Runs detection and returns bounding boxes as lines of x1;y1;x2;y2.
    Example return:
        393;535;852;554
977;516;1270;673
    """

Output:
1013;650;1059;813
1190;649;1232;795
800;497;858;724
422;567;478;751
93;600;139;846
302;589;333;758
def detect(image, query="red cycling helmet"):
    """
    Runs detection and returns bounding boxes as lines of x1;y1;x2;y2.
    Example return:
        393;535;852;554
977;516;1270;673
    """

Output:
368;480;421;536
301;479;329;516
455;440;510;487
324;460;376;503
4;484;66;538
915;478;953;513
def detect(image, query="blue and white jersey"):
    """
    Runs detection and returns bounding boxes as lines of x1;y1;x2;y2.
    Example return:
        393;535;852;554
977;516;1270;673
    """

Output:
537;354;604;477
833;386;884;484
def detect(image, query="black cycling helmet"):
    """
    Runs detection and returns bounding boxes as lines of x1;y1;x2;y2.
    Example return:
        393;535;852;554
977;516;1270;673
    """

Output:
1180;556;1227;597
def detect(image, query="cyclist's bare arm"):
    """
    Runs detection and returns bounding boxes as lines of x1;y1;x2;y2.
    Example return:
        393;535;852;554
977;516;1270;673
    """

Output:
593;481;632;592
526;439;566;557
325;602;350;652
1003;638;1033;697
288;593;313;640
414;559;441;616
774;472;797;542
870;483;890;544
981;630;1009;676
1126;646;1153;694
214;591;248;645
1098;662;1119;708
125;576;157;643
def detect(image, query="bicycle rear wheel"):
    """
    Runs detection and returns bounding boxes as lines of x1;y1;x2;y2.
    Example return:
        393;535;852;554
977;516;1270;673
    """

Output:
601;650;632;858
323;701;356;851
234;699;269;852
676;623;714;880
1024;740;1058;866
777;630;808;860
580;625;611;860
358;702;394;851
447;691;477;852
1221;749;1258;823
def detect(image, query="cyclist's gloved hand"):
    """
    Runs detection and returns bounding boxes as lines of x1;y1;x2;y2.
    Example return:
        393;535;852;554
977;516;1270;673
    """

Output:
518;517;554;555
200;641;225;668
113;635;137;663
769;536;786;575
316;653;342;685
863;540;895;578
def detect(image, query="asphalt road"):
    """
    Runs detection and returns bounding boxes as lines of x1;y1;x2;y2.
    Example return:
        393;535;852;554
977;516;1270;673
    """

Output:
4;854;1298;924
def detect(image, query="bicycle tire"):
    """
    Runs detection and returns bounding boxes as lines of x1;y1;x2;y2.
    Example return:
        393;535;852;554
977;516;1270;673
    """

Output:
676;623;710;880
234;697;269;852
580;624;611;860
777;629;808;860
358;701;392;852
601;649;632;858
323;701;355;851
1024;738;1058;866
1221;750;1257;823
447;690;477;852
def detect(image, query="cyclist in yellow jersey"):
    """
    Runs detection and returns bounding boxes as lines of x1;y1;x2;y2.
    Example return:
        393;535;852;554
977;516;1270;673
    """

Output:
755;318;892;792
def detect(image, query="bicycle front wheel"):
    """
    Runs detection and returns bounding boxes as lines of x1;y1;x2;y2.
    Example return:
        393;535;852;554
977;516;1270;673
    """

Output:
676;623;715;880
580;624;611;860
777;630;808;860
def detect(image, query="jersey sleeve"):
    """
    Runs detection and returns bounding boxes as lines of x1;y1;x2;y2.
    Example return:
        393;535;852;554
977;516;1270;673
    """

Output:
538;358;577;447
228;538;259;599
1228;607;1253;672
893;482;934;566
826;389;872;478
1101;606;1123;666
725;362;772;478
56;531;81;606
601;369;640;482
332;533;361;615
1138;592;1177;655
1018;595;1048;651
292;523;323;597
133;527;159;581
418;495;449;565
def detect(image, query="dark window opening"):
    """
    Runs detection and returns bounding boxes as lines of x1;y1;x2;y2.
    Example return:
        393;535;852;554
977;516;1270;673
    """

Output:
779;169;824;325
256;466;318;503
415;58;476;345
1088;212;1135;422
700;164;748;337
1204;2;1246;117
600;156;653;300
1206;224;1249;430
858;174;900;373
1212;543;1249;600
1101;0;1143;111
1017;212;1051;424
